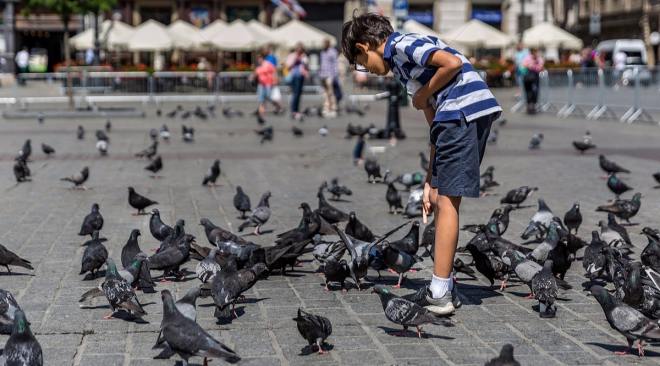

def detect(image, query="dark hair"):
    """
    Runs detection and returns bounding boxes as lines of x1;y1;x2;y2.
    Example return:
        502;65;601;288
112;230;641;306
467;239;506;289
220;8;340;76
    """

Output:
341;12;393;64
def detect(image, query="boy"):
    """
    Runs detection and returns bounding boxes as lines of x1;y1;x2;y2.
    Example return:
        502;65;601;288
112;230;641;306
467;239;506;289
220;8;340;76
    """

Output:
341;13;501;315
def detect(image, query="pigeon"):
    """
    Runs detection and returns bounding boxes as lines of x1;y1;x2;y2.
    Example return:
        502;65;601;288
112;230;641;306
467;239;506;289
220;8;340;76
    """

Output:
79;232;108;279
128;187;158;215
0;243;32;274
60;166;89;189
452;257;476;279
77;125;85;140
166;108;178;118
607;214;632;247
3;309;42;366
181;111;191;120
485;344;520;366
159;124;170;141
372;285;452;338
388;221;420;256
521;199;554;241
238;191;271;235
607;173;633;198
573;140;596;154
292;125;304;137
583;231;608;279
316;189;349;224
318;125;329;137
96;139;108;156
419;152;429;171
500;186;537;207
150;209;173;242
182;125;195;143
503;250;571;296
96;129;109;142
223;106;244;118
480;167;500;195
596;192;642;224
334;222;410;290
79;258;146;319
590;285;660;356
293;308;333;354
563;202;582;234
0;290;20;334
78;203;104;237
156;290;240;364
148;235;192;280
16;139;31;161
37;114;44;124
105;119;111;132
386;182;403;214
394;172;425;191
641;229;660;272
202;159;221;186
13;157;30;183
325;178;352;200
255;126;273;144
145;156;163;177
465;244;497;286
403;188;424;218
420;219;436;257
364;157;382;182
531;260;559;318
135;141;158;159
233;186;251;219
380;242;422;288
598;220;630;249
528;133;543;149
41;143;55;156
196;248;223;284
211;263;268;319
345;211;375;242
175;287;201;322
599;155;630;175
322;258;351;291
120;229;142;268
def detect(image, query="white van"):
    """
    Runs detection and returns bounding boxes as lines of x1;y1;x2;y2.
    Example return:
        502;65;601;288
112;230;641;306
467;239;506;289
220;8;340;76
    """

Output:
596;39;650;85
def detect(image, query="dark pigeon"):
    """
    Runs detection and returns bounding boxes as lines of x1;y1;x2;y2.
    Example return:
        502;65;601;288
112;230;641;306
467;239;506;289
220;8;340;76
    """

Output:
325;178;352;200
145;155;163;176
641;229;660;272
41;143;55;156
233;186;251;219
202;159;221;186
345;211;375;242
238;191;271;235
18;139;31;161
500;186;537;208
150;209;173;242
79;232;108;279
13;157;30;183
322;258;350;291
388;221;420;256
77;125;85;140
386;182;403;214
60;166;89;189
293;308;333;354
3;309;42;366
596;192;641;224
134;141;158;159
0;243;32;274
211;263;268;319
78;203;103;237
121;229;142;268
128;187;158;215
573;140;596;154
364;158;382;183
316;189;349;224
599;155;630;175
380;243;422;288
563;202;582;234
607;173;632;198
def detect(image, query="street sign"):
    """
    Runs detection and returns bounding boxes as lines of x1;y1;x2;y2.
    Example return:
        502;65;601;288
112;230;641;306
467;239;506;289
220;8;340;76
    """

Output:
393;0;408;18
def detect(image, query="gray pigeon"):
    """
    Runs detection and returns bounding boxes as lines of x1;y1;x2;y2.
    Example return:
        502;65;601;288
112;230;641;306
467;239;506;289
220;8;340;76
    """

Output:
238;191;271;235
3;309;42;366
196;248;222;283
156;290;240;365
590;285;660;356
293;308;333;354
0;243;33;273
372;285;452;338
0;290;21;334
531;260;558;318
521;199;554;241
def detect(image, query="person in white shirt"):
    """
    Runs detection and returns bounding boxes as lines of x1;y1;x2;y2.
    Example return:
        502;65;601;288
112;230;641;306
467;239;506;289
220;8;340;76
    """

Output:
15;47;29;74
613;51;627;87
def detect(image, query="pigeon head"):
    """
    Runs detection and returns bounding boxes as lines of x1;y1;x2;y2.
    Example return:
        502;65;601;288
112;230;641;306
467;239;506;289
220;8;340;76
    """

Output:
236;186;244;194
250;262;269;279
151;208;160;216
130;229;141;239
632;192;642;202
597;220;607;230
502;205;514;213
411;221;420;230
91;203;100;212
213;159;220;167
538;199;551;212
573;202;580;210
160;290;178;315
499;344;515;361
128;187;135;194
590;231;601;243
299;203;311;213
12;309;30;336
371;285;391;296
590;285;616;312
105;258;119;278
348;211;357;222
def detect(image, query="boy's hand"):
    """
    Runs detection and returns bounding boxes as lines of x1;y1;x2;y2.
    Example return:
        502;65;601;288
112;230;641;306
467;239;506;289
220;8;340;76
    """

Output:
422;181;436;224
412;89;430;110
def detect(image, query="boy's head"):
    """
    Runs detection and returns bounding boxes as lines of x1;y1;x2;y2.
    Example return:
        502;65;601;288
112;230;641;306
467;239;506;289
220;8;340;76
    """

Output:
341;12;393;76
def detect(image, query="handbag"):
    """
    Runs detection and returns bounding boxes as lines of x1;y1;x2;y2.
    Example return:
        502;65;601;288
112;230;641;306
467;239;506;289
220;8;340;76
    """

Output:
270;86;282;102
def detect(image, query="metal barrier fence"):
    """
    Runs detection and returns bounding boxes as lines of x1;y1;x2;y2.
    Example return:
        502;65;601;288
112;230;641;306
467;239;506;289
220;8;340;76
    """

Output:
514;66;660;124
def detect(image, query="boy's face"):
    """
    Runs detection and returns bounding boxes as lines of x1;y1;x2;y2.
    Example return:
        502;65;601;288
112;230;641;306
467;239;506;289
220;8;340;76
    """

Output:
355;43;390;76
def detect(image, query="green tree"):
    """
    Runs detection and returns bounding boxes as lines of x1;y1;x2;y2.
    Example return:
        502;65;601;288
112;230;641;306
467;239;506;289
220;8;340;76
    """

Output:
79;0;117;65
23;0;81;108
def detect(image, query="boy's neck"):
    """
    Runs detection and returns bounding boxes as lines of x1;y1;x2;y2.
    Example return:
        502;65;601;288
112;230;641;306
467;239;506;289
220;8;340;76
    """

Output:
375;41;387;57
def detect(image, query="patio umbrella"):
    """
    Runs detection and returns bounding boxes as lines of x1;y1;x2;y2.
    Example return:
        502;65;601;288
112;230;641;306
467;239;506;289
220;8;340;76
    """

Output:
167;20;208;50
522;22;583;50
200;19;229;41
402;19;440;37
440;19;513;49
272;19;336;50
209;19;269;51
247;19;277;45
127;19;172;51
70;20;134;50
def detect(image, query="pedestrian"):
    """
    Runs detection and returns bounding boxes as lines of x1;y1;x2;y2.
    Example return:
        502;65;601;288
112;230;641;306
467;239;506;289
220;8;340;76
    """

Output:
342;13;501;315
15;47;29;73
514;43;529;88
521;48;544;114
254;53;282;119
285;43;309;121
319;39;339;118
613;50;626;88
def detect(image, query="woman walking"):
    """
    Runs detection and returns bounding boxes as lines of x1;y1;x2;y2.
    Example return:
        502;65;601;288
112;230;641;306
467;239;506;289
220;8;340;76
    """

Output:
285;43;309;121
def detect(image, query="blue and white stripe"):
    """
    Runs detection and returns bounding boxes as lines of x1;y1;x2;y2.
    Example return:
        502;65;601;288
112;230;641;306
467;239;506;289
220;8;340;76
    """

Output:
383;32;502;122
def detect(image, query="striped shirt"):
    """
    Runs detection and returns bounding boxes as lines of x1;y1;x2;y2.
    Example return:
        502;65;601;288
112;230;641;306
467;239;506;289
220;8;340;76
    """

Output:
383;32;501;122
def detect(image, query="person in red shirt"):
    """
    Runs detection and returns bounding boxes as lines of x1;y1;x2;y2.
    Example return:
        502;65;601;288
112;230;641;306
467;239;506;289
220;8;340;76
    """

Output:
254;54;283;118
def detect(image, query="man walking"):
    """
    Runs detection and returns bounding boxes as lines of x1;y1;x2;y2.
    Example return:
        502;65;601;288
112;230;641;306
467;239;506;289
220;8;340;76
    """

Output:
319;39;339;118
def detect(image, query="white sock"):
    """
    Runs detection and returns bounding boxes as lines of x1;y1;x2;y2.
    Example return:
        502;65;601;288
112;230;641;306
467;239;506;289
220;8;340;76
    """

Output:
429;274;453;299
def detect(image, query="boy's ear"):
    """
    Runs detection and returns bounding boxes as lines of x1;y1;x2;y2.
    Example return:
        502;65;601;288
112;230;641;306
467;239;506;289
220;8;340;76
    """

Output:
355;43;370;57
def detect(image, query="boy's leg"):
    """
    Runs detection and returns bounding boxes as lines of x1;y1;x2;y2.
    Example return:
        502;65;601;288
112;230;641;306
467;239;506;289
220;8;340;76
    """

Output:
432;195;461;279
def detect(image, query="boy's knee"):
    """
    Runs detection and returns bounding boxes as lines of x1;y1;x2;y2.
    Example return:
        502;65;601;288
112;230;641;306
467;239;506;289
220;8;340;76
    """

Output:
434;195;462;211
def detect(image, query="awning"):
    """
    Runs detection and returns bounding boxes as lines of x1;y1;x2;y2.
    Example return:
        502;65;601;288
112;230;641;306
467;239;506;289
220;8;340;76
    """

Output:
246;20;277;44
126;20;172;51
209;19;269;51
167;20;208;50
523;22;584;50
200;19;228;40
70;20;134;50
272;19;336;50
440;19;513;49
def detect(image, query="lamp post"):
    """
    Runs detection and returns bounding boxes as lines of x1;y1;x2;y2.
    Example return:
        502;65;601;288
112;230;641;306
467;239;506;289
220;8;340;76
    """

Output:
2;0;18;74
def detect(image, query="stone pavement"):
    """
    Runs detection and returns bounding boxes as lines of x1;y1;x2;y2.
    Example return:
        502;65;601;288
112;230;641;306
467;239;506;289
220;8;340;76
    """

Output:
0;89;658;366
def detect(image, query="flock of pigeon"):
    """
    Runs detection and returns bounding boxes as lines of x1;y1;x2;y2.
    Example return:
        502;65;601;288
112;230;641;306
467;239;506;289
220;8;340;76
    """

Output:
2;101;660;366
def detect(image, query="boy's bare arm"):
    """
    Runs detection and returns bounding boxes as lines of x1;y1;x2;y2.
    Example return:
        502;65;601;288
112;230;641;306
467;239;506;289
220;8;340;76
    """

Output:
412;50;462;110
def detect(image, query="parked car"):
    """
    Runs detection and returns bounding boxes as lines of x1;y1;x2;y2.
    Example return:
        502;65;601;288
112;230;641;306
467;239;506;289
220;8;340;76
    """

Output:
596;39;651;85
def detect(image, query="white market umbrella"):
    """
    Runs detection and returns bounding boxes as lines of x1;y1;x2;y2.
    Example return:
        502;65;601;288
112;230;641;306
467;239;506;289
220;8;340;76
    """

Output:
247;19;277;44
272;19;336;50
167;20;208;50
200;19;228;40
209;19;269;51
402;19;440;37
70;20;134;50
441;19;513;49
127;19;172;51
523;22;583;50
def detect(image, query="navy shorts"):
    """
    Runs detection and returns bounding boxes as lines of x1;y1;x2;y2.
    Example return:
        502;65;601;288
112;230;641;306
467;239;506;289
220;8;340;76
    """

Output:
429;113;495;198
